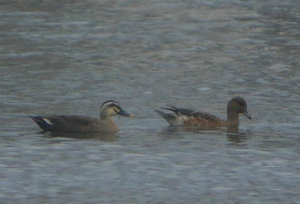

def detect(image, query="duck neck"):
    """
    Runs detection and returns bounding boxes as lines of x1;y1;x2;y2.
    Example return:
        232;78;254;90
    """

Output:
100;112;111;120
227;111;239;127
99;113;118;132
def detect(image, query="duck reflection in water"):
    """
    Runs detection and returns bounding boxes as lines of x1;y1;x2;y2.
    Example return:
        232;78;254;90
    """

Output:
226;127;251;144
159;126;251;145
158;119;252;146
46;131;118;142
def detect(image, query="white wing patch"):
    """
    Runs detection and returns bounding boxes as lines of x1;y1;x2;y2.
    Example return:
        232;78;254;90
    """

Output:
43;118;53;125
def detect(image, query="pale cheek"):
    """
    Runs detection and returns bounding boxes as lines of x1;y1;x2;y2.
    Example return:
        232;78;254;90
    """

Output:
110;109;118;115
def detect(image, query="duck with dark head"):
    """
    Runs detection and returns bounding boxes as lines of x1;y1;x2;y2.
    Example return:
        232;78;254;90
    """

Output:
156;96;251;128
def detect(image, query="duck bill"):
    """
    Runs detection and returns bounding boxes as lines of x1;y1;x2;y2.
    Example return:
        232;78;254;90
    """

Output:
118;109;134;118
242;111;252;120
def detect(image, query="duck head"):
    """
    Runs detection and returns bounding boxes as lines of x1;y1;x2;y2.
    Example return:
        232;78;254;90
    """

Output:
227;97;252;120
100;100;134;119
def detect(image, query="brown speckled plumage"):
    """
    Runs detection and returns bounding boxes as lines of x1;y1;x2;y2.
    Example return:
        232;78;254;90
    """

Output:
156;97;251;128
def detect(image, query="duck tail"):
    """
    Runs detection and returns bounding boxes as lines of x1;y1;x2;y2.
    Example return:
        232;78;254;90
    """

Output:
155;110;176;126
30;116;49;132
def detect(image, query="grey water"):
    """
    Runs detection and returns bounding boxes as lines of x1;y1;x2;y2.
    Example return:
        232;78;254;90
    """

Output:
0;0;300;203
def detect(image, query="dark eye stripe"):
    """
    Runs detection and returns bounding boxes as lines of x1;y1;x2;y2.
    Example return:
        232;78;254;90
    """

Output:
113;107;120;112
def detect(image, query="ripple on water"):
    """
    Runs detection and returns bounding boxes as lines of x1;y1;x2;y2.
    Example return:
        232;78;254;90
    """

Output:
0;0;300;203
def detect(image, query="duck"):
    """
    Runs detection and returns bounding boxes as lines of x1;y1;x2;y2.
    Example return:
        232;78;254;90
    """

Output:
155;96;251;128
30;100;134;133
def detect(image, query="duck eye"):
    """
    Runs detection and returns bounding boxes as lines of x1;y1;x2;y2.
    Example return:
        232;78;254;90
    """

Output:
236;101;245;107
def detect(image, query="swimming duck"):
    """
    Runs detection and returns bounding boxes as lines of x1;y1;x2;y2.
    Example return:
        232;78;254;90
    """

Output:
156;96;251;128
30;100;134;133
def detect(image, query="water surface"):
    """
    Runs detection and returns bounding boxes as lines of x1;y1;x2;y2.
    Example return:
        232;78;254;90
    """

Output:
0;0;300;203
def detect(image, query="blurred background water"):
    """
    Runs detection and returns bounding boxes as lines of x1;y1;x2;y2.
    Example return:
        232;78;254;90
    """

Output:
0;0;300;203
